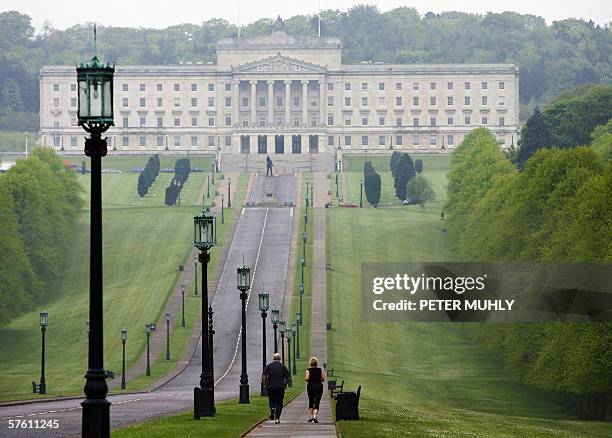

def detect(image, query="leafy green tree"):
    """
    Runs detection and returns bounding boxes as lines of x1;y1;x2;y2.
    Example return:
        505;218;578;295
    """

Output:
590;120;612;161
405;175;435;211
414;159;423;173
394;153;415;200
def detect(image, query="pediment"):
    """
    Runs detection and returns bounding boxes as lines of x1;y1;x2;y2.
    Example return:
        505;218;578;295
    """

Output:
234;55;326;73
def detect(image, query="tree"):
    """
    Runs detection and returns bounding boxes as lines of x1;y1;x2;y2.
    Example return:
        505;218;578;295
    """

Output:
363;161;381;206
414;159;423;173
517;107;554;168
590;120;612;161
405;175;435;211
390;150;401;177
394;153;415;200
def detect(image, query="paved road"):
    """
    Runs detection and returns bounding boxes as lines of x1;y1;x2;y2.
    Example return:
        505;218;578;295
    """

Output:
249;174;296;206
0;177;296;437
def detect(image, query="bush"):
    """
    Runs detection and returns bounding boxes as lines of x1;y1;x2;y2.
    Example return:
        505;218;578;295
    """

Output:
363;160;381;206
136;155;160;197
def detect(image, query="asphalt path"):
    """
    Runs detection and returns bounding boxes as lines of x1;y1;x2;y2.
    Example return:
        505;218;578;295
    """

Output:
0;177;296;437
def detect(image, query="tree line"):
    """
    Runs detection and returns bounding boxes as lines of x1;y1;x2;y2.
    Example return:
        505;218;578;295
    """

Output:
445;126;611;420
137;155;160;197
0;149;82;324
1;6;611;130
164;158;190;206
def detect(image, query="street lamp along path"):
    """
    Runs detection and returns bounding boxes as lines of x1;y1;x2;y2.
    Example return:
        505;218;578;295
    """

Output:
237;264;252;404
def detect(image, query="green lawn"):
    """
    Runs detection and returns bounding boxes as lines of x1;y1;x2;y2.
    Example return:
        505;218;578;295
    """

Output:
0;130;36;154
0;155;240;401
328;154;612;437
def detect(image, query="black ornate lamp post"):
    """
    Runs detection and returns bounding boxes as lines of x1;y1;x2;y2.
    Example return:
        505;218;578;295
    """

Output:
194;208;216;418
165;313;171;360
237;264;252;404
207;174;210;199
291;324;297;376
302;231;307;262
311;184;314;207
279;321;286;365
227;177;232;208
34;311;48;395
304;210;307;228
181;283;186;327
258;292;269;396
194;255;198;296
299;284;304;325
208;305;215;409
301;256;305;285
306;181;310;209
221;195;225;224
335;173;339;199
120;329;127;390
285;326;292;386
295;313;301;359
77;49;115;438
145;323;155;376
211;161;215;185
360;179;363;208
271;309;280;354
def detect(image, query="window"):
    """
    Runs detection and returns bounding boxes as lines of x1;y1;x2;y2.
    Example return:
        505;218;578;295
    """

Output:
208;83;214;92
53;83;61;92
53;97;60;107
328;135;334;146
139;116;146;127
396;96;403;106
310;99;317;108
345;97;351;107
378;82;385;91
122;116;129;128
345;135;352;146
140;84;146;92
191;136;198;147
447;96;453;106
121;83;128;92
430;82;436;91
499;96;506;106
499;81;505;90
361;117;368;126
361;97;368;107
70;83;77;92
139;98;146;108
157;84;163;91
140;136;146;147
157;117;163;128
447;82;454;91
430;135;437;146
396;135;403;146
412;135;420;146
70;136;77;147
361;136;369;146
327;96;334;106
293;119;300;127
71;116;77;126
293;97;300;106
396;117;402;127
464;96;471;106
225;136;232;147
276;97;283;107
481;96;488;106
174;97;180;107
70;98;77;108
345;82;351;91
157;136;164;147
465;115;471;125
379;116;385;126
430;117;437;127
378;96;385;106
208;116;215;127
242;97;249;107
208;97;215;107
344;117;351;126
122;136;129;147
53;121;59;129
361;82;368;91
174;83;180;91
430;96;436;106
191;98;197;107
327;82;334;91
499;116;505;127
225;83;232;92
174;117;180;127
243;120;249;127
413;96;419;106
259;97;266;107
396;82;402;90
191;83;198;92
482;116;488;125
275;116;283;126
327;113;334;126
225;115;232;126
208;136;215;147
191;117;198;127
448;116;454;125
412;81;419;91
447;135;454;146
413;117;419;127
464;82;471;90
481;81;488;90
174;136;181;147
157;98;163;107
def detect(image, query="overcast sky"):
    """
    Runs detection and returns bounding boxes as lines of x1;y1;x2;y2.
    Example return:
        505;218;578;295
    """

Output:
3;0;610;31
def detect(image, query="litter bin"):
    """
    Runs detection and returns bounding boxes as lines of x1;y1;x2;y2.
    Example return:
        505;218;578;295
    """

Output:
335;385;361;420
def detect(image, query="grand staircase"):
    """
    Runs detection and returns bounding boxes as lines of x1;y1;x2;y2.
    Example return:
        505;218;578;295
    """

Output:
220;152;334;173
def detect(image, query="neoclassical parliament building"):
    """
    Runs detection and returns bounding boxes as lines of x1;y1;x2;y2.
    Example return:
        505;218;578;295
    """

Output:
39;17;519;155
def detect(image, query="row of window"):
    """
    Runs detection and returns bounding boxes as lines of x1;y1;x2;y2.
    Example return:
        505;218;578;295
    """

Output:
335;134;455;147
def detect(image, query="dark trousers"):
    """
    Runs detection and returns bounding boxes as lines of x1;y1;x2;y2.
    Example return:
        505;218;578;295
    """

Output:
266;165;272;176
268;387;285;419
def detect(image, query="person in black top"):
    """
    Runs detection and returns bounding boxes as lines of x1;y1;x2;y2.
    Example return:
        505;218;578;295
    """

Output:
262;353;290;423
266;155;274;176
305;356;325;423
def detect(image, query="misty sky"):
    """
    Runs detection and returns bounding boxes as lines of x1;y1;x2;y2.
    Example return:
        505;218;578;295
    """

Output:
2;0;610;31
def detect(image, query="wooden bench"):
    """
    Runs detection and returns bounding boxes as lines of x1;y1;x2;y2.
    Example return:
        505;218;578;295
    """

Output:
330;380;344;398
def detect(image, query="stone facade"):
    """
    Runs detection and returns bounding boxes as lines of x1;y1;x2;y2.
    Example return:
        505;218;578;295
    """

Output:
39;18;519;155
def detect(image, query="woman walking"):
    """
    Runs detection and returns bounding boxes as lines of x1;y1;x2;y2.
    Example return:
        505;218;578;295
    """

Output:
305;357;325;423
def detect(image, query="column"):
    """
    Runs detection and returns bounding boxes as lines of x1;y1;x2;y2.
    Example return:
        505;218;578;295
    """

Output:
319;80;326;127
301;80;309;127
232;80;240;127
250;80;257;127
267;81;274;126
284;80;291;127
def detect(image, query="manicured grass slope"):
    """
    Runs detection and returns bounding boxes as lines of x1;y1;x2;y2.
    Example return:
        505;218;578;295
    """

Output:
0;157;215;401
328;155;611;437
